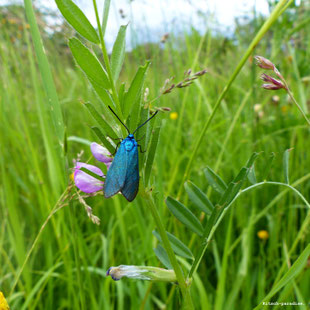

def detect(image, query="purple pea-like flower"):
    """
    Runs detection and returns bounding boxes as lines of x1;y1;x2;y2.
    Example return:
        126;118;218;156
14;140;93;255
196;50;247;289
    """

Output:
91;142;113;169
74;143;114;193
74;162;105;193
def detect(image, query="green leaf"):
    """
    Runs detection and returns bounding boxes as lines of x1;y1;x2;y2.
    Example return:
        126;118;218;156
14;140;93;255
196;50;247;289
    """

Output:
101;0;111;37
118;82;126;109
254;244;310;309
144;126;160;185
184;181;214;215
153;230;193;260
55;0;99;43
84;102;118;139
283;148;293;184
123;61;150;119
80;167;105;182
247;163;257;184
204;167;227;194
91;127;115;154
69;38;111;103
245;152;260;169
154;245;172;269
111;25;127;82
166;197;203;236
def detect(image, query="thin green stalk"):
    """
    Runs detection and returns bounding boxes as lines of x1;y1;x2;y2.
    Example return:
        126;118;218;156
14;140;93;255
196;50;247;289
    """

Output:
286;91;310;126
9;188;69;296
282;83;310;127
188;180;310;279
177;0;294;198
68;199;86;310
144;192;194;310
228;172;310;255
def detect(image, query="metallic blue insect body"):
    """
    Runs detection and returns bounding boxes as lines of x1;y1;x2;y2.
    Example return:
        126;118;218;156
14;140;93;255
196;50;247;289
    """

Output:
104;106;158;202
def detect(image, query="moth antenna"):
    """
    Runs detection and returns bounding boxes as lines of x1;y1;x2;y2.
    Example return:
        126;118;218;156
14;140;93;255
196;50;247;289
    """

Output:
108;106;130;134
133;111;158;135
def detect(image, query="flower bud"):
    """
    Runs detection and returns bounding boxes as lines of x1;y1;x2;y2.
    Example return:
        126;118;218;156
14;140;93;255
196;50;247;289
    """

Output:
161;107;171;111
254;56;275;70
194;69;208;76
106;265;177;282
257;230;269;240
260;73;285;90
91;143;112;166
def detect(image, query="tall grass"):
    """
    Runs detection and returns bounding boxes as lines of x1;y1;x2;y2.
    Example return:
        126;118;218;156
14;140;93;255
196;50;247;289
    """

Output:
0;1;309;309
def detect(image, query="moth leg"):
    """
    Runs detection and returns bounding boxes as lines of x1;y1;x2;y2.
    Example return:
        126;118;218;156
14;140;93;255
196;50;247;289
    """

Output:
112;142;121;155
138;144;146;153
108;136;123;141
136;134;146;142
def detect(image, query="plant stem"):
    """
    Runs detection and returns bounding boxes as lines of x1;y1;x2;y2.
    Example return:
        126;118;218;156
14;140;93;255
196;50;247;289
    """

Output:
177;0;293;199
144;192;194;310
284;83;310;127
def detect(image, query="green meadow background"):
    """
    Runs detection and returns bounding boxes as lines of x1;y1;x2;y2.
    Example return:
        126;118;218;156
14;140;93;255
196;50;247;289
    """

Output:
0;1;310;309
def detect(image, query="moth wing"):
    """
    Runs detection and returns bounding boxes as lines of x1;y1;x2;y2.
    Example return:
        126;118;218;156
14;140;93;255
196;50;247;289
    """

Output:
121;145;139;202
104;143;127;198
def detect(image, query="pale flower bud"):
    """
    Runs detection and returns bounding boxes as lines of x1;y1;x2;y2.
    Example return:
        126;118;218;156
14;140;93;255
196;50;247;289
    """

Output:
107;265;177;282
254;56;275;70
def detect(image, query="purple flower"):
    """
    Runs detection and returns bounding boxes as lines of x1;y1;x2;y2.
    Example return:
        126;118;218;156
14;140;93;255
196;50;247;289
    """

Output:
74;162;104;193
73;143;114;193
91;142;113;169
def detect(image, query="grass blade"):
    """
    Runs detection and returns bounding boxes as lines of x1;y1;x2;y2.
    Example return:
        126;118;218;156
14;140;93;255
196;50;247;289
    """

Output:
24;0;65;150
254;244;310;309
